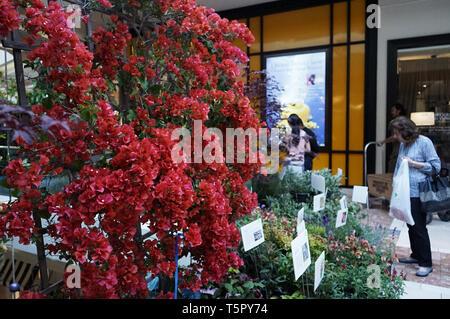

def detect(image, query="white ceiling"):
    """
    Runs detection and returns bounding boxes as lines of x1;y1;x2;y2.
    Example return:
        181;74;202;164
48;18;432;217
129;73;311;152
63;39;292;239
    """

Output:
197;0;276;12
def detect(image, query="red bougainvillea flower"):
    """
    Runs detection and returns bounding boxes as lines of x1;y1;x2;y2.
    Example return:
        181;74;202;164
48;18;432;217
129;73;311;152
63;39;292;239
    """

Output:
1;0;261;299
0;0;22;37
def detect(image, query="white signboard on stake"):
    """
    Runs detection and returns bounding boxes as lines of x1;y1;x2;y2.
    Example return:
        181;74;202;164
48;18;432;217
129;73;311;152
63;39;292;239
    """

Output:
240;218;265;252
297;220;306;237
291;230;311;280
352;186;368;204
313;193;326;212
337;168;343;177
335;209;348;228
311;173;326;194
296;208;305;235
314;251;326;291
339;195;348;212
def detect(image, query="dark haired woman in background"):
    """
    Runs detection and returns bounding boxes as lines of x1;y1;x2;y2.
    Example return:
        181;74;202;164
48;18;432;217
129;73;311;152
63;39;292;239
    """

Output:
390;116;441;277
279;114;311;179
380;103;407;173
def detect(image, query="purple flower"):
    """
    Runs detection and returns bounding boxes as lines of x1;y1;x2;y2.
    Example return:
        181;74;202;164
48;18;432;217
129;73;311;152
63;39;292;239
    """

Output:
322;215;331;226
260;204;266;209
328;230;333;236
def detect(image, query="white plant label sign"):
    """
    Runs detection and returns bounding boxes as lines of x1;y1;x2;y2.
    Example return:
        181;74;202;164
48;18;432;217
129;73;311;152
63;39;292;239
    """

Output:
240;218;265;252
291;230;311;280
314;251;326;291
311;173;326;194
352;186;368;204
313;193;326;212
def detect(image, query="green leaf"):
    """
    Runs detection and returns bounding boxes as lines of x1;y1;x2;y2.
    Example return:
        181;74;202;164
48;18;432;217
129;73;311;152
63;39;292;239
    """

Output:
11;189;20;198
130;86;139;97
242;281;254;289
0;178;11;189
149;84;162;95
74;65;84;73
37;209;50;219
70;159;85;171
126;109;137;122
223;283;233;293
42;97;53;110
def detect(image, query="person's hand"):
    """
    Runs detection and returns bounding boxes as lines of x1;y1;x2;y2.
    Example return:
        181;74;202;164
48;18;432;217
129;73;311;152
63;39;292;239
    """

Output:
402;156;420;168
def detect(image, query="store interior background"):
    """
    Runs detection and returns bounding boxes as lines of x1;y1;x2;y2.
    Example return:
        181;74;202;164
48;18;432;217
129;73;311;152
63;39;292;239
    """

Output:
198;0;450;186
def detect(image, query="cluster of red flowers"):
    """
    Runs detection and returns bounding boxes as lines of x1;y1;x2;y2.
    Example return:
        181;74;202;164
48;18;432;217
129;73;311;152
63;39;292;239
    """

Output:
0;0;21;37
0;0;262;298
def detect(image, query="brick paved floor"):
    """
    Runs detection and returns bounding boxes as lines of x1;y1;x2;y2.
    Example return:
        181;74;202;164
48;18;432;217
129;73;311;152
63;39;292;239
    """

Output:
357;198;450;289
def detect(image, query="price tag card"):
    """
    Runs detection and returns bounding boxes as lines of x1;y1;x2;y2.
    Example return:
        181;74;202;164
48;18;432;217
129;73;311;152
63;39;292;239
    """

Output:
337;168;343;176
314;251;326;291
335;209;348;228
240;218;265;252
352;186;368;204
313;193;326;212
311;174;326;194
291;230;311;280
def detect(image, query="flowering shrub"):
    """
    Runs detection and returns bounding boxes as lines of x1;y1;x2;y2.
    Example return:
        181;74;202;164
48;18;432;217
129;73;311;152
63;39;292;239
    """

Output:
0;0;262;298
236;207;326;298
318;233;405;299
201;267;264;299
242;169;405;299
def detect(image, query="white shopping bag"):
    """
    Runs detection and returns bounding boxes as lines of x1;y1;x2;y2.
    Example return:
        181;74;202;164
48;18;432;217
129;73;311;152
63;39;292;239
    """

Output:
389;159;415;226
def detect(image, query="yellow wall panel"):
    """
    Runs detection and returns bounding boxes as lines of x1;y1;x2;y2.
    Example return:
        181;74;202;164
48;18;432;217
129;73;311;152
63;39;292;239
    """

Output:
349;44;365;151
249;17;261;54
312;153;330;171
332;46;347;151
348;154;363;186
263;6;330;52
249;55;261;72
332;153;346;185
333;1;348;44
351;0;365;42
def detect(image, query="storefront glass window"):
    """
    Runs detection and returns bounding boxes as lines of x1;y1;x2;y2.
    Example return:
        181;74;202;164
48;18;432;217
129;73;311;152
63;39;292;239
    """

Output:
397;44;450;168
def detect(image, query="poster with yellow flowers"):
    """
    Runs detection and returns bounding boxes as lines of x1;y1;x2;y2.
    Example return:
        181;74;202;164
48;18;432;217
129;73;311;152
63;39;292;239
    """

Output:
266;51;326;146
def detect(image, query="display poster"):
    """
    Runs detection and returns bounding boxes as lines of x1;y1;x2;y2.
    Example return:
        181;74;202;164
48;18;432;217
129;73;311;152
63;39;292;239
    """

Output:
266;51;327;146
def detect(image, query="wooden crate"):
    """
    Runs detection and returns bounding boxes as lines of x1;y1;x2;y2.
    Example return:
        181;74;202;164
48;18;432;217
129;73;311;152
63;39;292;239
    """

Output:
367;173;393;199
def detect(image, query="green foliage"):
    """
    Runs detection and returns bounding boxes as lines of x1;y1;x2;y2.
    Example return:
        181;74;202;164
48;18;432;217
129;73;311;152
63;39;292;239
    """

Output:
280;290;305;299
236;168;405;299
201;268;264;299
